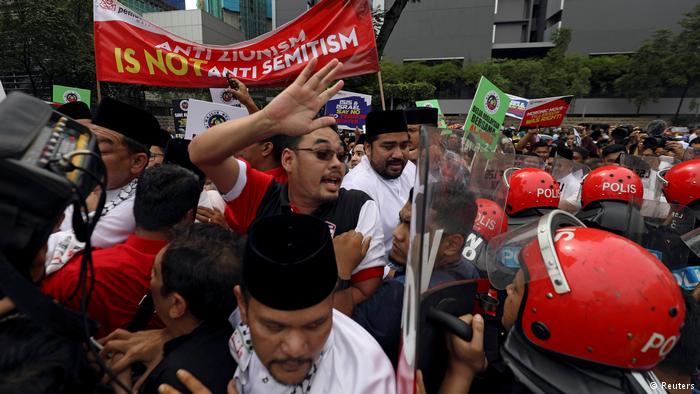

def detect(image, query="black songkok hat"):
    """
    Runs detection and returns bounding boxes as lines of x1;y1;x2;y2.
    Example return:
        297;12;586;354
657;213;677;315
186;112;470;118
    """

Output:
405;107;438;126
164;138;205;181
365;110;408;138
93;97;160;147
153;128;173;149
57;101;92;121
243;214;338;311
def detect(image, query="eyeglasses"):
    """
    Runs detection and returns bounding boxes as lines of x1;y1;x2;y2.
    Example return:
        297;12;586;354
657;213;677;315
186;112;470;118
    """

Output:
293;148;345;162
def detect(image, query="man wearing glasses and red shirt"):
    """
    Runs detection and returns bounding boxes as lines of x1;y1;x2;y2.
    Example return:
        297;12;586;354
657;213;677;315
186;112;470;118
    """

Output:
189;59;385;312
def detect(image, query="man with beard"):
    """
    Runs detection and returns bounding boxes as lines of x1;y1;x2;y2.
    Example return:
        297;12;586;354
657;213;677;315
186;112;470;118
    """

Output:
156;214;396;394
46;97;160;274
229;214;395;394
341;110;416;256
190;59;384;306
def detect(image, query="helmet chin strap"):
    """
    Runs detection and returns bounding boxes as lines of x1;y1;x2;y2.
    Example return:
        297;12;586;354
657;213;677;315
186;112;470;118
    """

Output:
536;211;586;295
502;167;521;189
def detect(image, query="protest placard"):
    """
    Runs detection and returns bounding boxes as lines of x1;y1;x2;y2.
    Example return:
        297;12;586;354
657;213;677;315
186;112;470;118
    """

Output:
210;88;245;108
505;94;528;120
172;99;189;137
324;90;371;131
52;85;91;105
520;96;573;128
462;77;510;156
185;99;248;140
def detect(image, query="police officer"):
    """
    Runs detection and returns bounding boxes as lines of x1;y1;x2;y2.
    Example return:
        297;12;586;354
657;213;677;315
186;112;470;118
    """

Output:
439;211;686;393
503;168;561;229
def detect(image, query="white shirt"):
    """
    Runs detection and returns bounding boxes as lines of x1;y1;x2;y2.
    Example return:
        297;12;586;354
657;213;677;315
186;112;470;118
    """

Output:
196;189;227;223
342;156;416;255
230;309;396;394
45;186;136;275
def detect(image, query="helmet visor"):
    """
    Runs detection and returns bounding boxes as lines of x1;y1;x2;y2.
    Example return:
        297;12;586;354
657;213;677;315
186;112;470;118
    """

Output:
479;210;585;291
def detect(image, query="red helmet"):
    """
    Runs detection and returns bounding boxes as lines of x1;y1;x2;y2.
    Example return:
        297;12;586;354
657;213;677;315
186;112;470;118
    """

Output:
659;159;700;207
518;225;685;370
580;165;643;209
505;168;560;215
473;198;508;242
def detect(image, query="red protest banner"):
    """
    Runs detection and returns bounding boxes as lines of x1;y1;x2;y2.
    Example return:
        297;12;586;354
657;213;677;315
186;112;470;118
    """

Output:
520;96;573;128
93;0;379;87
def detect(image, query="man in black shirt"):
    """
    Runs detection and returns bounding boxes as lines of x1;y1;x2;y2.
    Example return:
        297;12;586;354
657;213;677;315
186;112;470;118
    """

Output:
138;224;242;394
189;59;385;308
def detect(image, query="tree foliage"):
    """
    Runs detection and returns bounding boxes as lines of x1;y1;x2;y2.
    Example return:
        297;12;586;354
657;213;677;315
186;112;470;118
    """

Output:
614;30;676;113
0;0;95;98
612;4;700;117
383;82;435;102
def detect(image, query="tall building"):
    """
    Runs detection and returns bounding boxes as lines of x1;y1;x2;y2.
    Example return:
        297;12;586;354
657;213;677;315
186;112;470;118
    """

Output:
271;0;699;117
200;0;223;19
223;0;272;39
164;0;186;9
273;0;698;63
143;8;244;44
241;0;268;39
120;0;179;14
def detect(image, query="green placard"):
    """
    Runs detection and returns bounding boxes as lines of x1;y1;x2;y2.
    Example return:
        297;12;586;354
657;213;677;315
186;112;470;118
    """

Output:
52;85;91;105
415;99;448;128
462;76;510;156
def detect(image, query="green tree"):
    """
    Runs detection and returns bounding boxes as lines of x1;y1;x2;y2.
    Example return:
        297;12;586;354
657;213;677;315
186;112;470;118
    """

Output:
0;0;95;99
537;28;591;98
614;30;676;114
585;55;630;96
383;81;435;107
671;4;700;121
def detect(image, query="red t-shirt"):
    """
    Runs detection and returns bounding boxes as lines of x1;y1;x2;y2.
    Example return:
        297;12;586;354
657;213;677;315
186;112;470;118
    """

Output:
265;165;288;185
223;163;287;230
42;235;167;338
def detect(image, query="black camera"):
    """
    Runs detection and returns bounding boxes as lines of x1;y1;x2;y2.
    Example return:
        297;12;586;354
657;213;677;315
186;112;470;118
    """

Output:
611;127;630;145
643;136;668;150
0;92;105;344
0;92;103;278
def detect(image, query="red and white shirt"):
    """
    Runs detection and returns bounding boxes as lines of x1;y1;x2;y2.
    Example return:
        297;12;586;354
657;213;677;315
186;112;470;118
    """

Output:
222;159;386;283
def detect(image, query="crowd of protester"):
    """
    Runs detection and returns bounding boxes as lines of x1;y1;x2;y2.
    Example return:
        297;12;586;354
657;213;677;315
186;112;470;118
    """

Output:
0;58;698;394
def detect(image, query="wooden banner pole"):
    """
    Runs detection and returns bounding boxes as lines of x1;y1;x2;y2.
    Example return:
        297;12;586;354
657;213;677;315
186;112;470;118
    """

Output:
377;71;386;110
96;80;103;103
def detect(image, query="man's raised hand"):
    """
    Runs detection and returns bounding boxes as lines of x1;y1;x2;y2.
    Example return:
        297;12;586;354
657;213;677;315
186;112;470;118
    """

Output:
260;58;344;137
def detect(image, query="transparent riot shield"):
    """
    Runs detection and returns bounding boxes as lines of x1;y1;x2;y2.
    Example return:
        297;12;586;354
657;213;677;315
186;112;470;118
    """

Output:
397;126;509;394
677;220;700;291
619;154;677;202
625;198;697;271
682;144;700;161
549;158;590;213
